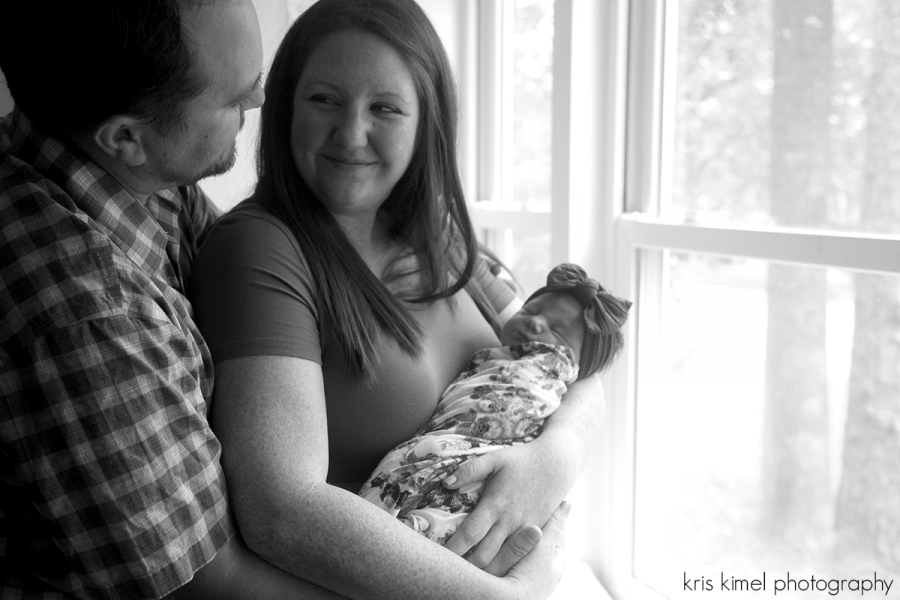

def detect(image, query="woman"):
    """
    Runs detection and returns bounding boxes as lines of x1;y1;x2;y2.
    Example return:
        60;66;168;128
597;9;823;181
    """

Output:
190;0;604;598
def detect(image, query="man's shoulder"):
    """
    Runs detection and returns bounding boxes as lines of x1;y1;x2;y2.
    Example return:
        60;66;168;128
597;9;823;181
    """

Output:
0;163;125;349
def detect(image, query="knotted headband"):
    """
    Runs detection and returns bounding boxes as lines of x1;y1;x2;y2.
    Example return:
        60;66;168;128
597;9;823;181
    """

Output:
526;263;632;379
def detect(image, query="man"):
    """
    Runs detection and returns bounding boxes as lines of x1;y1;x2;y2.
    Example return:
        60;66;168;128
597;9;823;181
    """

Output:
0;2;566;598
0;1;349;598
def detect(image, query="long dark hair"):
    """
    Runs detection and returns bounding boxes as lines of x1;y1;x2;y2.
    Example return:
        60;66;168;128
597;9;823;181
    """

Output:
255;0;483;374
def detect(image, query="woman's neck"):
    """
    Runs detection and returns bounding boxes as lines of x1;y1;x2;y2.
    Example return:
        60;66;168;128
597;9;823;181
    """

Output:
333;210;398;277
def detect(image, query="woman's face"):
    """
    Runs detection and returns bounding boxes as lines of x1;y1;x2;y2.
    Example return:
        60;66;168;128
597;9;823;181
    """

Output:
291;29;420;220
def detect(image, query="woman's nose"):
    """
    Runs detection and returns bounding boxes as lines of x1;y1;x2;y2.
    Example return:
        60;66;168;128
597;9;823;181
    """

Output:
332;109;370;149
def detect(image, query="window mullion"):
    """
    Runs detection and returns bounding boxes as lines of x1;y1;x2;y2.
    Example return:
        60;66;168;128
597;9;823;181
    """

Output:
624;0;668;215
550;0;636;593
597;0;670;597
475;0;514;206
550;0;630;279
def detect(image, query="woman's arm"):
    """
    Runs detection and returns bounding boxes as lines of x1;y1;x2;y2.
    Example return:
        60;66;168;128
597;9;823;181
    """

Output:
163;533;348;600
212;355;568;600
441;373;605;572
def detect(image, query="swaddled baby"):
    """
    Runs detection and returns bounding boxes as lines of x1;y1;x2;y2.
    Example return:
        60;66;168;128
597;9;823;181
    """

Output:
358;263;632;544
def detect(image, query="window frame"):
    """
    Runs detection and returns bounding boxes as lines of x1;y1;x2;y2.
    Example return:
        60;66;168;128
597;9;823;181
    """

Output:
467;0;900;598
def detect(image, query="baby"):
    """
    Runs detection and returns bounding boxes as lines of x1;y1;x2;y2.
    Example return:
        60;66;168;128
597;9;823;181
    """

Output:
358;263;632;544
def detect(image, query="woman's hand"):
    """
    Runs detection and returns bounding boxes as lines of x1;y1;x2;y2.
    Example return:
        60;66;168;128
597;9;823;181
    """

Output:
504;502;571;600
442;374;606;574
442;440;568;573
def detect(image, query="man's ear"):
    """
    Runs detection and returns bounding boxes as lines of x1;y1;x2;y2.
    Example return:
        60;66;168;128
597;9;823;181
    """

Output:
91;116;148;167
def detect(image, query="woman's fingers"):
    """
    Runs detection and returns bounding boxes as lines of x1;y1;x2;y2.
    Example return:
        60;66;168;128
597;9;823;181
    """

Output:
443;506;491;558
442;454;500;558
482;525;542;576
459;519;506;569
502;502;571;599
541;501;569;549
441;453;492;489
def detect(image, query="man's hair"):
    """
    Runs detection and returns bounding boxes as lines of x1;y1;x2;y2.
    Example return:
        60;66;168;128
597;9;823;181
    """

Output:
0;1;205;137
255;0;483;375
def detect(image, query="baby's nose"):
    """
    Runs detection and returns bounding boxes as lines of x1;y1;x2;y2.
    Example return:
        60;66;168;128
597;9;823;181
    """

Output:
527;316;545;333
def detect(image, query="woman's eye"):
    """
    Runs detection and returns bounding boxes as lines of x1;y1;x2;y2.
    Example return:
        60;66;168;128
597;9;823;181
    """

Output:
309;94;336;105
371;103;400;115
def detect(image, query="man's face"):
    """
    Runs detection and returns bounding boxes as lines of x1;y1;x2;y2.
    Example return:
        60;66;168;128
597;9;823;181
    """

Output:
143;0;265;186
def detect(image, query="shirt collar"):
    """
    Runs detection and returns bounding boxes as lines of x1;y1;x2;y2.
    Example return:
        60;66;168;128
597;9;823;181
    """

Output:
6;108;183;286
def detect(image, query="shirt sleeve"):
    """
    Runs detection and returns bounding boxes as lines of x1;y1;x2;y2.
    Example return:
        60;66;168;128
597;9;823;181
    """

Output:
189;204;323;364
177;184;223;288
471;250;521;325
0;315;233;600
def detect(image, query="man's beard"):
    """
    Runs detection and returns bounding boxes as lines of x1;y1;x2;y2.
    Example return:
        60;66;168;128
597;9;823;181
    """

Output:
159;140;238;185
193;142;238;181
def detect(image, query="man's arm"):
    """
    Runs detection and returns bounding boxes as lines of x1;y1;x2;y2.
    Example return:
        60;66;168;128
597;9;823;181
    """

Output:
1;313;261;599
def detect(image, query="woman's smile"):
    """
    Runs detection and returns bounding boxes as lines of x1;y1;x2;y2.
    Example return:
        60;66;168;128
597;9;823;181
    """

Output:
324;148;376;163
322;153;377;169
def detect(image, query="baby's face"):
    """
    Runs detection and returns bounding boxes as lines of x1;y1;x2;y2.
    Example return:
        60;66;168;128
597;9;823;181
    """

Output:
500;291;585;362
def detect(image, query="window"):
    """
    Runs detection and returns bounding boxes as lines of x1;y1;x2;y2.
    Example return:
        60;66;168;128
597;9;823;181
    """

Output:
472;0;900;598
469;0;556;294
467;0;626;296
618;0;900;598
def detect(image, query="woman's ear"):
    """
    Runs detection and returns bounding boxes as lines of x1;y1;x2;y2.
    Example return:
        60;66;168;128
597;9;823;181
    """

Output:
91;116;148;167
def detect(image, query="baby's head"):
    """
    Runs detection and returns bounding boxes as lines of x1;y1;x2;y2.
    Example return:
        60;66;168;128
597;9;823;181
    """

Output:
499;264;632;379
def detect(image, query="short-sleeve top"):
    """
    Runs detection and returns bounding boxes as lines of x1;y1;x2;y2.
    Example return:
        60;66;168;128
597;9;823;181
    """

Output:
189;200;518;489
0;108;230;599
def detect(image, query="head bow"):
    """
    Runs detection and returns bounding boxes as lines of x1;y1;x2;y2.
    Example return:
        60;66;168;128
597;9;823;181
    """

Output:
526;263;632;378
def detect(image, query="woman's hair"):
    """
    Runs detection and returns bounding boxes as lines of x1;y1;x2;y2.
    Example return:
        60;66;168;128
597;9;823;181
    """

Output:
0;0;205;137
255;0;483;374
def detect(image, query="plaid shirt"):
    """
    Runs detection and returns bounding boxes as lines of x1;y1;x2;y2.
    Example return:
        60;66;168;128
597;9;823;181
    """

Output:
0;109;233;599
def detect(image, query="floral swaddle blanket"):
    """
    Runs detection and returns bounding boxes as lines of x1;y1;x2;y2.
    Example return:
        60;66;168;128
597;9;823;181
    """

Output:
358;341;579;544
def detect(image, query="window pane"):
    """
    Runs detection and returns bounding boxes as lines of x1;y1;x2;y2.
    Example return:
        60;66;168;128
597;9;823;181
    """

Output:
480;0;554;289
633;251;900;598
669;0;900;235
512;0;554;211
484;230;551;297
